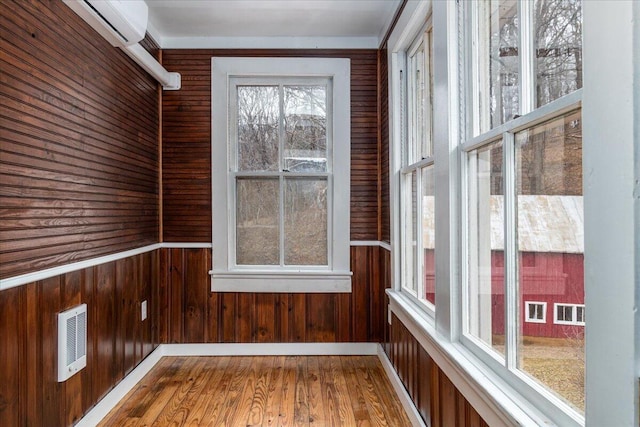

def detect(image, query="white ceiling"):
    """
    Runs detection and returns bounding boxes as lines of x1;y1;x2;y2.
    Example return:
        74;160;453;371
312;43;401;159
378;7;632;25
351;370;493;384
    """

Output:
145;0;402;49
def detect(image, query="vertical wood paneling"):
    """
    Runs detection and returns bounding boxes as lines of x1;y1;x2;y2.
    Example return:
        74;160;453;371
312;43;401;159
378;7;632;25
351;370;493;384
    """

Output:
158;246;388;344
0;251;162;427
0;287;23;426
161;49;380;242
387;313;490;427
0;0;159;279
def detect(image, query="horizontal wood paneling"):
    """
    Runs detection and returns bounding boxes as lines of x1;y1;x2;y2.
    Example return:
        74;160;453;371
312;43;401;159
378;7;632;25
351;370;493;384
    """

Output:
161;49;380;242
0;0;159;279
379;49;391;243
387;314;491;427
0;251;160;427
159;245;390;344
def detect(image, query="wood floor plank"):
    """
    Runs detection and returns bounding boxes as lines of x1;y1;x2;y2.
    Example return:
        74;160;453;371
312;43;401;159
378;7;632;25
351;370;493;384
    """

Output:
328;356;358;426
340;356;373;426
306;356;326;426
97;356;410;427
181;356;231;426
98;357;180;426
246;356;275;426
362;356;412;426
293;356;310;427
212;356;254;426
134;357;200;427
277;356;298;427
164;357;221;425
151;357;209;426
263;356;285;426
353;355;394;427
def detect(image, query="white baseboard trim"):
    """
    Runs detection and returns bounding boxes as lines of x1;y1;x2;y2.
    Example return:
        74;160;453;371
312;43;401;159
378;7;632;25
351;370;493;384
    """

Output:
76;342;379;426
161;342;378;356
76;345;164;427
376;344;426;427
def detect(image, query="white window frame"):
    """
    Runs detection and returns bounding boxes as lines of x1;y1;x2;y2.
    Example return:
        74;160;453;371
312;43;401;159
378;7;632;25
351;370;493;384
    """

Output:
525;301;547;323
394;14;436;314
387;2;638;427
554;303;585;326
210;57;352;293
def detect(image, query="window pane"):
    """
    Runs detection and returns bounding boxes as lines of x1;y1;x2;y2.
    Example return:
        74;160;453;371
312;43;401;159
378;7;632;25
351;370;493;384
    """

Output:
236;178;280;265
284;178;327;265
467;141;504;357
409;42;426;162
237;86;279;171
534;0;582;107
403;171;418;293
284;86;327;172
479;0;519;131
422;166;435;305
516;110;584;412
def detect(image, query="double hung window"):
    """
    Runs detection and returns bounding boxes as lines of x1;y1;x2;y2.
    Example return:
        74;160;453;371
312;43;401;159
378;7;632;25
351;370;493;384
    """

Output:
400;25;436;309
211;58;351;293
462;0;584;418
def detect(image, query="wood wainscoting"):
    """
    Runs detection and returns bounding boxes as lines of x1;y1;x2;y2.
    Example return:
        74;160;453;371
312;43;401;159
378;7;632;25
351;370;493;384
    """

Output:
0;251;160;427
159;245;392;344
387;313;490;427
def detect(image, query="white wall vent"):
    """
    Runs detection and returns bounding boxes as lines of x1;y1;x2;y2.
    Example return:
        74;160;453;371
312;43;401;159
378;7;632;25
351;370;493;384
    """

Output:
58;303;87;382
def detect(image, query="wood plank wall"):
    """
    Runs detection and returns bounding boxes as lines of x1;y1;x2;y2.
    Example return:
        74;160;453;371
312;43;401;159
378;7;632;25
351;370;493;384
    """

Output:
159;246;391;343
387;313;490;427
0;251;160;427
379;49;391;243
0;0;159;279
161;49;381;242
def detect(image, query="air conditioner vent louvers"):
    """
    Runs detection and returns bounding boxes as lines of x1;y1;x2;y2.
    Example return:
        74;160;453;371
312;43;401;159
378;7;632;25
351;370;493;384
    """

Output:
82;0;130;43
58;304;87;382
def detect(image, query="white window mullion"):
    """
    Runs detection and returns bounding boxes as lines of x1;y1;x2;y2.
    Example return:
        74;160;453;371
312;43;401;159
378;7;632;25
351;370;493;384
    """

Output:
416;167;424;300
278;84;285;267
503;131;518;371
519;0;535;115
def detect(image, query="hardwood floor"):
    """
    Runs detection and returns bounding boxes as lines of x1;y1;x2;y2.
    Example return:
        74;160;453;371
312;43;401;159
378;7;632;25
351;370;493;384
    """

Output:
99;356;412;426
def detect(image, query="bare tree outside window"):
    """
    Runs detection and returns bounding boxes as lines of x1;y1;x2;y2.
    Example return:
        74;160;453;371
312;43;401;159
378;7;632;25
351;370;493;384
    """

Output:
235;83;329;267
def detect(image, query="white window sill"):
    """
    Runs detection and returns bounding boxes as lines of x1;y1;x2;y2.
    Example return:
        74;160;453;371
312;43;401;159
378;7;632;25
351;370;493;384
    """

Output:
386;290;571;427
210;270;352;293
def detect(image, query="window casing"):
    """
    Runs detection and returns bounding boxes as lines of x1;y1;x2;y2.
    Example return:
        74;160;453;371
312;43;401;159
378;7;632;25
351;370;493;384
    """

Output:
525;301;547;323
554;303;585;326
461;0;584;422
210;57;351;293
400;24;436;311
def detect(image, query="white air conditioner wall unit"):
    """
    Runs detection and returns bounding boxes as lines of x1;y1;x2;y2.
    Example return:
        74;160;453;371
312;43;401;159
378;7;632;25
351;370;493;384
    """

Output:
63;0;148;47
58;304;87;382
63;0;181;90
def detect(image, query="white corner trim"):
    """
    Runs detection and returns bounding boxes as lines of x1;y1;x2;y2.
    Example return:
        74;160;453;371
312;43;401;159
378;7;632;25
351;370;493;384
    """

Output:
387;290;552;427
75;345;165;427
161;342;378;357
0;244;162;291
377;344;426;427
75;342;378;426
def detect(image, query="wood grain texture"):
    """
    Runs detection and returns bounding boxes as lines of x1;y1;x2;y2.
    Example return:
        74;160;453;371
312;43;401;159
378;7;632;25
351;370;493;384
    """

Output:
160;246;390;344
0;0;160;279
99;356;411;427
161;49;382;242
0;251;161;427
379;49;391;243
387;313;491;427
